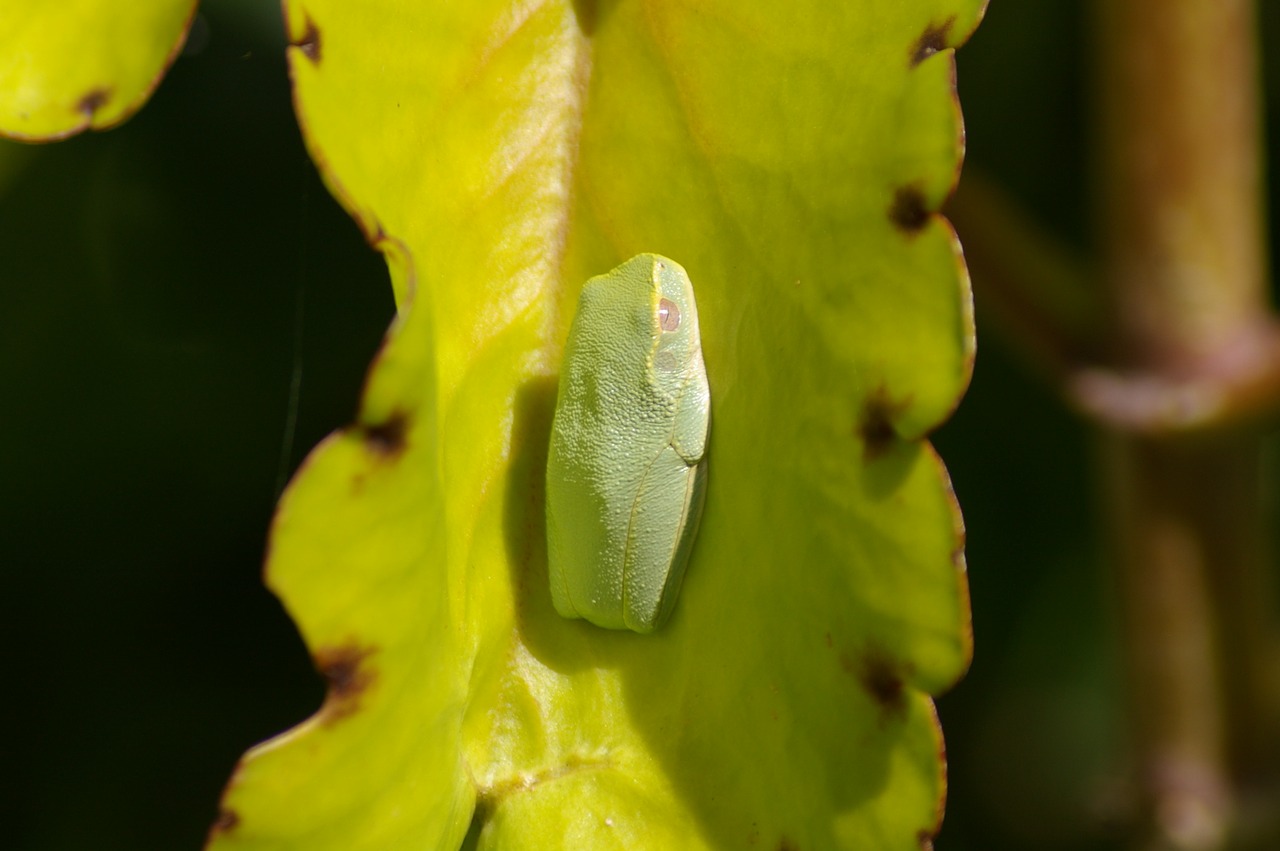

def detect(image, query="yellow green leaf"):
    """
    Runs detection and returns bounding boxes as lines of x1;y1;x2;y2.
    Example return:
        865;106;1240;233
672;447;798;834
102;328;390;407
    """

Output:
0;2;196;140
210;2;982;849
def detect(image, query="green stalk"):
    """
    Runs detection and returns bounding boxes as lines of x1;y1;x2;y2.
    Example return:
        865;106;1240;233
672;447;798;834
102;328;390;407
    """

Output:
1094;1;1279;847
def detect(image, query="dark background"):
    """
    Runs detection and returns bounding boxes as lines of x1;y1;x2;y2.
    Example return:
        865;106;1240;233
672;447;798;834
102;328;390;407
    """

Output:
4;3;1276;849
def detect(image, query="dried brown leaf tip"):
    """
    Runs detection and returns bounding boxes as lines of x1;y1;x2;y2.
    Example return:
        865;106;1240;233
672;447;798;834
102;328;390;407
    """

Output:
910;17;955;67
292;17;322;63
315;643;378;723
207;808;240;839
76;87;111;118
889;183;931;235
858;385;912;461
361;411;409;457
856;646;909;719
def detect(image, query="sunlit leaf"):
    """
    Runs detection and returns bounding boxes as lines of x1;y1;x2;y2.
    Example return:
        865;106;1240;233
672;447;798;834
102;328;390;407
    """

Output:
0;2;195;141
210;2;982;849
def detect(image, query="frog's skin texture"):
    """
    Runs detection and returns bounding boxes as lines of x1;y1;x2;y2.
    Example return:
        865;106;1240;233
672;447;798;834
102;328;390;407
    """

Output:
546;254;711;633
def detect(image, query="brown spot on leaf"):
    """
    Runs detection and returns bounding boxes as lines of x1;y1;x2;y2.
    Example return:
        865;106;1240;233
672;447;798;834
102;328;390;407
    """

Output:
917;827;938;849
857;646;909;719
361;411;409;456
777;839;799;851
208;808;239;836
910;17;955;67
292;17;322;63
858;386;912;461
76;88;111;118
889;184;931;234
315;643;377;723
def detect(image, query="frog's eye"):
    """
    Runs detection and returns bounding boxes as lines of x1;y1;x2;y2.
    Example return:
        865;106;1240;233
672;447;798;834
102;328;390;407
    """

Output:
658;298;681;332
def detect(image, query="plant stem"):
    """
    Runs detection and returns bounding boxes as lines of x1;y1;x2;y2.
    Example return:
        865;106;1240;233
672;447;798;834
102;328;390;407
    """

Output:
1093;0;1280;847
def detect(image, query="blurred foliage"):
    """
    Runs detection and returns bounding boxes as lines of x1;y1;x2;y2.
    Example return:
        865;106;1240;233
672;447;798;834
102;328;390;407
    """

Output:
940;3;1280;850
5;2;1278;850
3;6;387;849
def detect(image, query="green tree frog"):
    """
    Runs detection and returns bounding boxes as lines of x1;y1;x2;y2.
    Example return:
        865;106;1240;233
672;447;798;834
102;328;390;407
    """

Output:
546;254;710;633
